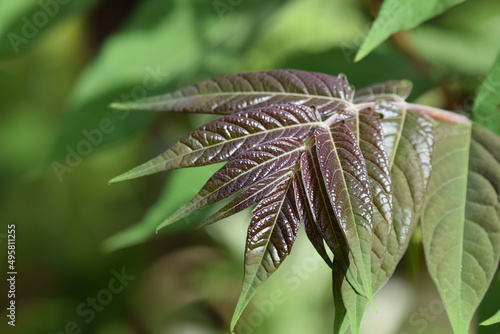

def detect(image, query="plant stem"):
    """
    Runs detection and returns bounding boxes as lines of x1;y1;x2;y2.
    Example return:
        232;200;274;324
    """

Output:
353;101;471;124
402;102;470;124
324;113;340;126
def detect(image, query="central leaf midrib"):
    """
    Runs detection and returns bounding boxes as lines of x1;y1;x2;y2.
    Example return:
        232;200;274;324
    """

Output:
164;121;323;167
388;106;407;169
150;90;355;107
203;171;293;226
323;126;362;257
167;144;307;224
308;147;349;268
244;178;293;303
457;123;472;333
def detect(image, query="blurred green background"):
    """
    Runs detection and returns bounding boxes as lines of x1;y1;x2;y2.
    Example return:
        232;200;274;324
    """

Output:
1;0;499;333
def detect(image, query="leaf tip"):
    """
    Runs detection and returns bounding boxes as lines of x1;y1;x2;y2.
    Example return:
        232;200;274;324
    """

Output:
108;101;132;110
353;51;365;63
230;315;239;334
109;172;134;184
155;221;167;234
368;295;377;312
401;79;413;88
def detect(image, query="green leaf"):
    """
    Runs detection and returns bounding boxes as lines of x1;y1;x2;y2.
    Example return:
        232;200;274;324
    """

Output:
355;0;464;61
481;308;500;326
349;109;394;276
314;124;374;303
473;52;500;136
231;176;299;331
334;105;434;334
375;105;435;291
332;272;350;334
50;0;284;160
421;122;500;334
376;100;406;164
336;109;394;334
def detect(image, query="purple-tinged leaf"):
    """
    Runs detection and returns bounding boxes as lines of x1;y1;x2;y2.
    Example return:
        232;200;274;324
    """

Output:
314;124;374;302
202;169;294;227
156;137;306;231
299;150;355;275
110;69;354;117
110;104;321;182
358;109;393;276
231;176;299;331
292;169;333;268
353;80;413;104
299;146;365;297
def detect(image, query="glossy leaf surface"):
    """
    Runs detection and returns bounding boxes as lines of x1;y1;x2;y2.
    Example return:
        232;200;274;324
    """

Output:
107;69;500;334
376;107;434;289
292;172;334;268
314;124;374;301
157;137;306;231
111;104;320;182
231;177;300;331
111;69;354;116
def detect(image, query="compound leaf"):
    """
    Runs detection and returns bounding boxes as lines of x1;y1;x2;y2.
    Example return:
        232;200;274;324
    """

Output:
110;69;354;117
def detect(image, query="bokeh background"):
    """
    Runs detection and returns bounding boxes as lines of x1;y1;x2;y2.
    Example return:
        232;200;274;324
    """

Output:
1;0;499;333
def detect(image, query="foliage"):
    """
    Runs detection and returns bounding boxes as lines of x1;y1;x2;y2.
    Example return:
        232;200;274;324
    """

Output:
2;0;499;333
110;68;500;334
